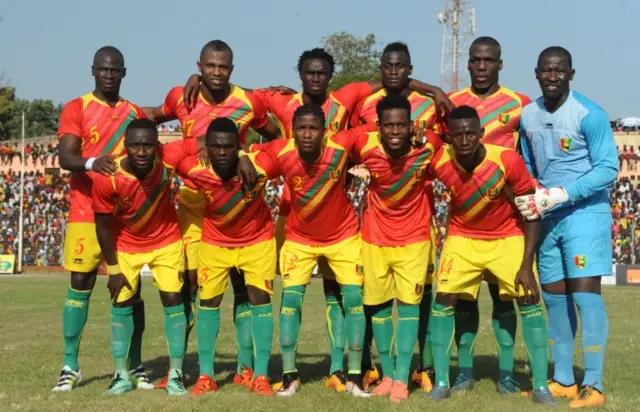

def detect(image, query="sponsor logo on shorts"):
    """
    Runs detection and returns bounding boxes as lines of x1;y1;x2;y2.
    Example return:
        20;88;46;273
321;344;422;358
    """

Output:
574;255;587;269
560;137;573;152
73;258;83;264
498;113;510;125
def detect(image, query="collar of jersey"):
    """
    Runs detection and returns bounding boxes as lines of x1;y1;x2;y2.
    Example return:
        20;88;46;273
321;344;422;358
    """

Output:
449;144;489;174
198;84;236;107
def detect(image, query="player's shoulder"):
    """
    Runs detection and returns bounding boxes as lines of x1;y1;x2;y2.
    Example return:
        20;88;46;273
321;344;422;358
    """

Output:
571;91;608;120
361;88;386;107
433;144;453;169
358;131;383;155
486;143;514;164
496;86;530;105
520;96;545;120
447;87;472;101
269;138;296;158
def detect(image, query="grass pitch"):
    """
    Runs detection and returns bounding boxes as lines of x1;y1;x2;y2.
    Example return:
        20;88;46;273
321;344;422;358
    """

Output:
0;275;639;411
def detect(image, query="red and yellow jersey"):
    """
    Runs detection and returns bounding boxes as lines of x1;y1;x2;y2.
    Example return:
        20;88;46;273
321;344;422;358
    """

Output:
177;152;275;247
57;93;146;224
350;89;442;134
251;125;374;245
91;141;192;253
429;144;536;239
448;86;531;150
253;82;372;139
354;130;443;246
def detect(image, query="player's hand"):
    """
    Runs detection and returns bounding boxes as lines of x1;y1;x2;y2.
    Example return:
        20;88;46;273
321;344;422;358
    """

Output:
410;124;427;146
514;268;539;304
107;273;132;303
433;89;455;118
268;85;296;95
92;155;118;176
197;148;211;167
237;154;258;190
184;74;201;112
515;187;569;220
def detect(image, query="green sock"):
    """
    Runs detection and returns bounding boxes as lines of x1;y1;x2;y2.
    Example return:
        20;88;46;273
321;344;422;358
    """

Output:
280;286;305;373
520;304;549;390
418;288;433;369
62;288;92;371
491;298;517;381
251;303;274;377
341;285;365;375
128;299;145;370
371;304;395;380
196;306;220;377
325;296;346;374
110;306;134;372
164;304;187;370
396;304;419;384
432;302;455;388
234;296;253;373
454;299;479;379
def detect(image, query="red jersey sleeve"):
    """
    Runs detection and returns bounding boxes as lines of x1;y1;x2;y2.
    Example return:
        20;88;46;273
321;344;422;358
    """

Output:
92;174;116;214
349;99;366;128
252;150;280;180
249;139;287;157
426;129;444;153
517;92;532;107
247;91;270;130
177;155;199;179
335;124;376;155
502;150;536;196
161;86;183;118
160;140;197;169
335;82;373;110
57;98;83;138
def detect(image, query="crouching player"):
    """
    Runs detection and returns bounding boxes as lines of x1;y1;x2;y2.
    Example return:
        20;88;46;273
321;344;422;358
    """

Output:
178;118;276;396
92;119;195;395
427;106;556;405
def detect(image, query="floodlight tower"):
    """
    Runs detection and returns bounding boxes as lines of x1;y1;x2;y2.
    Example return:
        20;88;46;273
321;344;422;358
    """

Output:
438;0;475;93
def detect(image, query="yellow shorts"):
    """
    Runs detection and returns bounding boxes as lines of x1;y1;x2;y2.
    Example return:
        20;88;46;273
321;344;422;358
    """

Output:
198;239;277;300
279;234;363;288
115;240;185;303
436;235;531;301
362;240;431;305
178;186;205;271
64;222;103;273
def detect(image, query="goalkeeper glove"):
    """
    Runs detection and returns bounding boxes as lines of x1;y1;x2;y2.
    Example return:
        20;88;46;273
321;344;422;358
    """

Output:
515;187;569;220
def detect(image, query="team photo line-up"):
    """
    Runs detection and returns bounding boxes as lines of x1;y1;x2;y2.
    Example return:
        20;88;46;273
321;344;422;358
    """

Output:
52;35;615;408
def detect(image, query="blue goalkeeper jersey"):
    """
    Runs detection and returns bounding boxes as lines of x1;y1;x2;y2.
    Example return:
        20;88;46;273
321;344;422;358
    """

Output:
519;90;618;218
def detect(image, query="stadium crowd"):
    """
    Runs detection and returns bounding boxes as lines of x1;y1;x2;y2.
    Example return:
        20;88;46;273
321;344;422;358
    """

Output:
0;142;59;167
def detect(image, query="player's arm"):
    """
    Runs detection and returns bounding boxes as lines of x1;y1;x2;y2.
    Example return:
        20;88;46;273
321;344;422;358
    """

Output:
142;88;180;124
409;79;455;116
57;100;117;175
92;177;132;302
517;121;537;178
564;109;619;203
248;93;282;141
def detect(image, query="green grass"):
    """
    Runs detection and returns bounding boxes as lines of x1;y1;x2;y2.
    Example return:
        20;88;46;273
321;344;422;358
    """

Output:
0;275;639;411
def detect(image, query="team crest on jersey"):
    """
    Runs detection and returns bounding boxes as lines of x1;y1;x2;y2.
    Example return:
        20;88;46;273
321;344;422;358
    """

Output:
486;188;500;199
118;196;132;209
414;120;427;130
574;255;587;269
498;113;510;125
326;121;340;133
560;138;573;152
415;166;427;179
330;168;342;181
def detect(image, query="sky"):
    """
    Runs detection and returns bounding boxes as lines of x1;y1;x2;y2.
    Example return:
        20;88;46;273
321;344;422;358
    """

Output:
2;0;639;118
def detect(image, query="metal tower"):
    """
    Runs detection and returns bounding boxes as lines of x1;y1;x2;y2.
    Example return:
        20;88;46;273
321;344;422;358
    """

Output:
438;0;475;93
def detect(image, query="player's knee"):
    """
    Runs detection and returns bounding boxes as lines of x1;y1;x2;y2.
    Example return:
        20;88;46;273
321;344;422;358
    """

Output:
341;285;364;313
160;291;183;307
247;285;270;306
493;297;516;316
70;271;97;291
455;298;478;315
323;277;341;298
200;295;223;308
435;292;459;307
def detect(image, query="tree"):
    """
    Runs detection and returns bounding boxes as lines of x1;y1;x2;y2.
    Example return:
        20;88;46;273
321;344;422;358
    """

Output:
321;31;382;91
0;86;16;141
9;98;61;138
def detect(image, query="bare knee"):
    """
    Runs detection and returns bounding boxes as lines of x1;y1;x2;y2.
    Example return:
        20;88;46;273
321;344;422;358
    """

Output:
70;270;97;291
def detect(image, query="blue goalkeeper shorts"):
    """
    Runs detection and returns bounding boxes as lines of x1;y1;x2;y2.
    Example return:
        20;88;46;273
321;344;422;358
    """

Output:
537;212;613;285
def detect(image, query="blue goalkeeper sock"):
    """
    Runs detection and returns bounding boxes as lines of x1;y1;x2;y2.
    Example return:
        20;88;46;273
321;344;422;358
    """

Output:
573;292;608;392
542;291;577;387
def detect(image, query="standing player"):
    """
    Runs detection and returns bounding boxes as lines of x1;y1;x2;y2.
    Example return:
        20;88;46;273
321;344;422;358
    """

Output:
92;119;194;395
53;46;150;392
144;39;281;387
516;47;618;408
243;105;374;397
354;95;442;402
444;36;532;394
184;46;450;390
349;41;447;391
178;118;277;396
428;106;556;405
